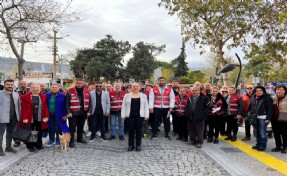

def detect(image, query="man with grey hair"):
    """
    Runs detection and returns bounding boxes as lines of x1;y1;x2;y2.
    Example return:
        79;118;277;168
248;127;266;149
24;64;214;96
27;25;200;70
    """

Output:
185;85;210;148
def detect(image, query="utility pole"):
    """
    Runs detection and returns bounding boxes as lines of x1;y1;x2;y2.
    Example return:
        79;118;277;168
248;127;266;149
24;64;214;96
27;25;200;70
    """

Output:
53;30;58;82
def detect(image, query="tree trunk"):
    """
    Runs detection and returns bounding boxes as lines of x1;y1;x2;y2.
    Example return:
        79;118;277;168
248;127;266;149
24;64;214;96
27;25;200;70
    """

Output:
18;59;25;80
217;44;229;86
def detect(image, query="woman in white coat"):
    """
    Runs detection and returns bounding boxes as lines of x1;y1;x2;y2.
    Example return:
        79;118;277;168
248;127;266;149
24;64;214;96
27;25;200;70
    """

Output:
121;83;149;151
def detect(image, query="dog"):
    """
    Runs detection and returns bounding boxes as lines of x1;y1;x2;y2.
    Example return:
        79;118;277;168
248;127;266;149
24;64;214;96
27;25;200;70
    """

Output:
59;133;71;151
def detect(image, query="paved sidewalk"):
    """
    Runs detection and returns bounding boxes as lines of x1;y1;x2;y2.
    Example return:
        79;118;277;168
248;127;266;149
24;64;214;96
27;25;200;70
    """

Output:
0;134;231;176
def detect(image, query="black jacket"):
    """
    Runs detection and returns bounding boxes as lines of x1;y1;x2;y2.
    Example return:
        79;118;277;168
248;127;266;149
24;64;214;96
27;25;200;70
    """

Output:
185;93;211;120
248;94;273;121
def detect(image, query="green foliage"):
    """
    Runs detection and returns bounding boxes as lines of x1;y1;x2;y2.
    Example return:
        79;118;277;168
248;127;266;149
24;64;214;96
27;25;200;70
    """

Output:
188;70;205;83
244;55;270;78
159;0;287;85
126;42;166;81
173;42;189;78
70;35;131;81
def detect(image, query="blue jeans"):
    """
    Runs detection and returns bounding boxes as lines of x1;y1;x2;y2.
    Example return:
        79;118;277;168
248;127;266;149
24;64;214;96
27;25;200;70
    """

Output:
255;119;268;149
110;111;124;137
48;114;61;142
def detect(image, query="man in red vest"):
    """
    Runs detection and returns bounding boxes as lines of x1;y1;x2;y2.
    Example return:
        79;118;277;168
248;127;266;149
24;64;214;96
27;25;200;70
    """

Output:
174;87;189;142
108;83;126;140
149;77;175;140
66;79;90;147
224;86;243;142
241;85;253;141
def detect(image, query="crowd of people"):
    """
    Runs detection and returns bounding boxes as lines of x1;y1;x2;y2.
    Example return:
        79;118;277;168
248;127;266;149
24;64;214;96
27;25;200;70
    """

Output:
0;77;286;156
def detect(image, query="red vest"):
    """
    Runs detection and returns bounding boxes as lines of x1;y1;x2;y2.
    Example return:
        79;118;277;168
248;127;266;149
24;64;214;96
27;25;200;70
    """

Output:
153;86;172;108
109;90;126;112
175;95;188;116
242;94;251;114
209;98;224;115
68;87;90;112
229;94;240;115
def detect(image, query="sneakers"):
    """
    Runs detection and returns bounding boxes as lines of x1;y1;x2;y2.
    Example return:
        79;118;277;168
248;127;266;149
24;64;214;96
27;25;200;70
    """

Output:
108;136;115;140
165;135;171;140
241;136;251;141
55;141;60;147
46;141;54;147
13;142;21;147
101;137;108;142
5;147;17;153
85;131;92;137
150;135;157;140
0;148;5;156
119;136;125;141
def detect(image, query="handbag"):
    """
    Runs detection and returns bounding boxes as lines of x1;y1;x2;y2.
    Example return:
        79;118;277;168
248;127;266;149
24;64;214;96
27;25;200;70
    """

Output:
11;123;31;142
27;130;39;143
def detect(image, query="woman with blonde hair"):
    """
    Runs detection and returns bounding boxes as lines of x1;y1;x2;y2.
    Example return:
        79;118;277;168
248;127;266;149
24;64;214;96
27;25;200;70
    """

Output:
121;83;149;151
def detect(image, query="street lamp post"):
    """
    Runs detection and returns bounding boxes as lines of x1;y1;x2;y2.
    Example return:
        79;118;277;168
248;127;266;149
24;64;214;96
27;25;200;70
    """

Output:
219;53;242;92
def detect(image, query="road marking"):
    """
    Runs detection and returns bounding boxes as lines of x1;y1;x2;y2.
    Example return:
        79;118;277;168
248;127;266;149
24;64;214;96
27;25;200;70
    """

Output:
220;136;287;175
202;144;255;176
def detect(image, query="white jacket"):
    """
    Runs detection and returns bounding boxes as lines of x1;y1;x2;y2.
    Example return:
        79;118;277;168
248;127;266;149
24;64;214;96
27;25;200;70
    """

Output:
121;92;149;119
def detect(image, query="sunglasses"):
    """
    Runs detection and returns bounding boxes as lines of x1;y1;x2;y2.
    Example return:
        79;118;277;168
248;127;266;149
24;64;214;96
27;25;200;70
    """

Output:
96;85;102;87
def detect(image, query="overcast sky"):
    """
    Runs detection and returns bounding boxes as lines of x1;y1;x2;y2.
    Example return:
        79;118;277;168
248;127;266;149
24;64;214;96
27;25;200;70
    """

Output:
2;0;236;68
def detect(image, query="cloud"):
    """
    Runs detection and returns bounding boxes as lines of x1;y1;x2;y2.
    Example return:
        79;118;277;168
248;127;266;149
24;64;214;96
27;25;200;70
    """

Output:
2;0;208;67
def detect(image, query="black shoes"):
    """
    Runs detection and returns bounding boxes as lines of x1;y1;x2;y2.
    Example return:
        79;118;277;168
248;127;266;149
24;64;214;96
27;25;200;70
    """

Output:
181;138;188;142
136;146;141;152
150;135;157;140
281;148;287;154
108;136;115;140
213;138;219;144
165;135;171;140
224;136;232;140
5;147;17;153
89;136;95;141
252;146;258;150
119;136;125;141
77;139;87;144
271;147;281;152
176;137;182;140
207;138;213;143
128;146;135;151
231;136;237;142
69;142;75;148
28;149;35;152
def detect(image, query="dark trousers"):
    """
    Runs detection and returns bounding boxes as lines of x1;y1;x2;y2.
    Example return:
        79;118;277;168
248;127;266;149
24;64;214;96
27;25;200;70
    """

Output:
68;113;87;142
90;113;106;139
272;120;287;148
127;116;144;147
244;116;251;138
105;116;109;133
0;117;18;148
172;112;179;134
152;108;170;136
220;115;227;135
26;121;43;150
187;119;205;144
177;115;188;139
226;115;238;137
48;114;61;142
207;114;221;139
